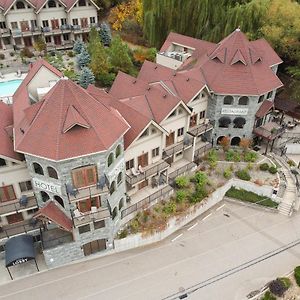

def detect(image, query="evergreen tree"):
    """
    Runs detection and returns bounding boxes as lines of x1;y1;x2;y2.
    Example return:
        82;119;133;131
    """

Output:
73;39;85;54
77;46;91;69
79;67;95;89
109;35;134;74
99;22;112;46
88;27;101;54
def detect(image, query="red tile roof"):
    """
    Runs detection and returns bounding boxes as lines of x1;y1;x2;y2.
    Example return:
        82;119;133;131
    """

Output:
15;79;129;160
34;200;73;232
256;100;274;118
0;102;22;160
160;30;283;96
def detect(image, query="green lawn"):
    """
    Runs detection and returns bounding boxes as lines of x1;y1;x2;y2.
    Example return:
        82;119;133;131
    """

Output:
225;187;278;208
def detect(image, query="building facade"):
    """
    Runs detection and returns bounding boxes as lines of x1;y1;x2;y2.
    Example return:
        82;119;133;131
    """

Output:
0;0;99;50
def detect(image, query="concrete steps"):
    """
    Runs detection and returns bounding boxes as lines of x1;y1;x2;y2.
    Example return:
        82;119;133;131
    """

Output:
278;201;293;216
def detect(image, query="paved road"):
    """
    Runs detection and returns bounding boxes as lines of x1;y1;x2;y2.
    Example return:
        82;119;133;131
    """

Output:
1;201;300;300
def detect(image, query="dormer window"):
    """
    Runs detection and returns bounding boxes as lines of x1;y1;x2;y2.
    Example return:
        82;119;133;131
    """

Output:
79;0;86;6
48;0;56;8
16;1;25;9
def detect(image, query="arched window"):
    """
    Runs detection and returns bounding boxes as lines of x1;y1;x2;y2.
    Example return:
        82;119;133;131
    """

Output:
231;136;241;146
115;145;122;158
48;0;56;7
218;117;231;128
47;166;58;179
33;162;44;175
233;117;246;128
16;1;25;9
223;96;233;105
41;191;50;202
112;207;118;220
54;195;64;208
117;172;122;185
119;198;124;210
107;153;114;167
109;181;115;195
217;136;225;145
238;96;249;105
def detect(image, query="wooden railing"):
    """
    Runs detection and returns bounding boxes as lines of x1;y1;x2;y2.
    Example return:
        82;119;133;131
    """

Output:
0;196;37;215
187;122;213;137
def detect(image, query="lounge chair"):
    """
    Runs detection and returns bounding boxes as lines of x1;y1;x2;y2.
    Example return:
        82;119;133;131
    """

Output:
74;209;84;221
91;206;97;214
138;165;145;174
131;167;140;176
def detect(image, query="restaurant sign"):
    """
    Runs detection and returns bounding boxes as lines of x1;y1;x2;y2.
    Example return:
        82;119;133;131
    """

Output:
32;178;62;195
221;107;248;115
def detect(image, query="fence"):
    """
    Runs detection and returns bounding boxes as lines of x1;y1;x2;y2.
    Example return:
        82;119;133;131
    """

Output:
168;162;197;182
121;185;173;219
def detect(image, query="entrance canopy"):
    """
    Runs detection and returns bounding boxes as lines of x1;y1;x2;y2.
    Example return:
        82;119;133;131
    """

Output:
5;235;35;267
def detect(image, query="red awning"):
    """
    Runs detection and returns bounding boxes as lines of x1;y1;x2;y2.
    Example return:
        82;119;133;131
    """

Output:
256;100;273;118
34;201;73;232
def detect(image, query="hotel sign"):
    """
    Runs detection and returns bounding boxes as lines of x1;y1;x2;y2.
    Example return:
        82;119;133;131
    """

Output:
32;178;62;195
221;107;248;115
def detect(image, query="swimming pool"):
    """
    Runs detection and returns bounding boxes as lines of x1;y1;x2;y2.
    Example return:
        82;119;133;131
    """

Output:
0;79;22;97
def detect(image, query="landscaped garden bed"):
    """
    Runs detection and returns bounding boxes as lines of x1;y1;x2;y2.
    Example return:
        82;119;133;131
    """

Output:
225;187;278;208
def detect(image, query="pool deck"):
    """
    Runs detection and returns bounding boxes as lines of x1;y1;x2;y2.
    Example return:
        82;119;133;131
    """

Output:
0;72;27;83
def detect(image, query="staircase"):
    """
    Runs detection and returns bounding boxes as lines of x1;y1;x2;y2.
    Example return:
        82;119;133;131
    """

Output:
268;154;297;216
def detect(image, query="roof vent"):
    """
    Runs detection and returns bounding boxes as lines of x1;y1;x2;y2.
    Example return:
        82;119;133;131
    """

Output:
132;80;137;84
163;94;167;98
173;73;176;77
154;66;158;69
236;26;241;32
186;78;190;82
20;128;25;134
147;87;151;91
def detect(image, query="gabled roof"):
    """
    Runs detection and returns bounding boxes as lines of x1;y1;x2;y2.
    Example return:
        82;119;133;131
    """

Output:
161;29;283;96
0;0;35;14
15;79;129;161
0;102;22;161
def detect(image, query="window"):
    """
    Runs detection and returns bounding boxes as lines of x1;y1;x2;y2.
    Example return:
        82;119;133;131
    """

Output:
119;198;124;210
109;181;115;195
16;1;25;9
79;224;90;234
0;158;6;167
117;172;122;184
177;127;184;137
258;95;264;103
41;191;50;202
94;220;105;230
45;36;51;43
11;22;18;29
42;20;49;27
19;181;32;192
168;110;176;118
72;165;97;188
115;145;122;158
107;153;114;167
176;151;183;157
72;19;78;26
27;208;38;215
139;128;149;139
152;147;159;158
6;213;23;224
63;33;69;41
54;195;64;207
218;117;231;128
47;166;58;179
238;96;249;105
0;185;16;202
199;110;205;119
78;0;86;6
178;108;183;114
190;114;197;127
33;162;44;175
90;17;95;24
267;91;273;99
223;96;233;105
112;207;118;220
48;0;56;7
0;22;6;29
61;18;67;25
126;159;134;170
233;117;246;128
151;128;157;135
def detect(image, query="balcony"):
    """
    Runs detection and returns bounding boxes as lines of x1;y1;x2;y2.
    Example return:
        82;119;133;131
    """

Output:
42;26;51;33
126;160;169;186
73;207;110;227
67;183;108;202
11;29;22;36
253;122;286;141
168;159;197;182
163;137;193;158
0;196;37;215
194;142;212;158
0;28;10;36
187;121;213;137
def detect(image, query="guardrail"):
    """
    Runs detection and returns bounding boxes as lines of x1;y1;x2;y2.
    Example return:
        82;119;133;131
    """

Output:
169;161;197;181
187;122;213;137
0;196;37;215
121;185;173;219
194;143;212;158
163;138;193;158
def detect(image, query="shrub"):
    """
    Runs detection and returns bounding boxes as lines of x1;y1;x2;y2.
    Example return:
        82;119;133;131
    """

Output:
118;229;128;239
0;53;5;60
235;169;251;181
225;149;235;161
175;176;189;188
260;163;269;171
98;72;116;87
163;201;177;215
278;277;291;289
194;172;207;186
260;291;276;300
130;219;140;233
269;278;288;297
67;50;75;57
269;166;278;174
176;190;187;203
294;266;300;286
189;186;208;204
20;47;34;58
287;159;296;167
244;151;258;162
233;151;241;162
223;168;232;179
208;149;217;168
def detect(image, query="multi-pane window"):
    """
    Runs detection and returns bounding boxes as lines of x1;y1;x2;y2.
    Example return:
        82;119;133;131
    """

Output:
72;19;78;26
152;147;159;158
72;166;97;188
0;22;7;29
79;224;90;234
11;22;18;29
177;127;184;137
0;185;16;202
126;159;134;170
90;17;95;24
199;110;206;119
45;36;51;43
19;181;32;192
61;18;67;25
42;20;49;27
